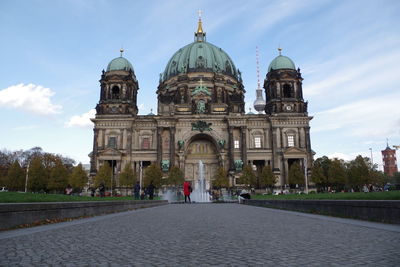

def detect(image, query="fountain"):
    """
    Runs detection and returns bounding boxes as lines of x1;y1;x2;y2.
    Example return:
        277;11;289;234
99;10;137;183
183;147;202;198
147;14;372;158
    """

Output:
191;161;211;203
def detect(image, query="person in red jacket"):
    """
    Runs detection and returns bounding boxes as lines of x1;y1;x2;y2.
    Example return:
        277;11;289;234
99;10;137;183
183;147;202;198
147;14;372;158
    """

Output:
183;181;192;203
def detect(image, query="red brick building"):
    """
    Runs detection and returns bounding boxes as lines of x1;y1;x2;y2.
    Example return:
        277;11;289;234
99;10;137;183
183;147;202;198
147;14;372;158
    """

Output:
382;145;398;176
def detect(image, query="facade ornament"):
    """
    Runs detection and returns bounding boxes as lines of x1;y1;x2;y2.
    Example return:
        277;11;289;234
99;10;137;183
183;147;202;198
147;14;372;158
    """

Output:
161;160;170;172
234;160;243;171
196;100;206;114
191;82;211;96
178;140;185;150
218;139;225;149
191;120;212;132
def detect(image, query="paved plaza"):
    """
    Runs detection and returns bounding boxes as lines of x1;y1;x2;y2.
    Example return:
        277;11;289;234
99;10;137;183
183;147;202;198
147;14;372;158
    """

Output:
0;203;399;266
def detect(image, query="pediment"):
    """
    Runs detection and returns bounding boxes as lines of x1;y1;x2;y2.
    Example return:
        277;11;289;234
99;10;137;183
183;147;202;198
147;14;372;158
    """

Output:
99;147;122;156
283;147;307;155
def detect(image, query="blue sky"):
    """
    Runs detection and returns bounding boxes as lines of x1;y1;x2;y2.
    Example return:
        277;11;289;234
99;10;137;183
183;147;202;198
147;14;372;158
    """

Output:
0;0;399;169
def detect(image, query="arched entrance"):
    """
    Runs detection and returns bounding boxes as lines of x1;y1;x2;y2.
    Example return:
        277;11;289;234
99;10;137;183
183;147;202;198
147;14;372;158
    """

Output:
184;134;220;190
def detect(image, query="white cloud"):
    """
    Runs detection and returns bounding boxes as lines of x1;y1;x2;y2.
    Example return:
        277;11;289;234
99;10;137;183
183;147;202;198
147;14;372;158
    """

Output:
0;83;62;115
312;92;400;138
13;125;38;131
327;152;356;161
65;109;95;128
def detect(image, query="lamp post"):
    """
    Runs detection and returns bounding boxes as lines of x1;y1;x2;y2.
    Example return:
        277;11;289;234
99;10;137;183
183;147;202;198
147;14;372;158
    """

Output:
24;162;30;193
139;161;143;189
304;157;309;194
369;148;374;169
111;160;114;197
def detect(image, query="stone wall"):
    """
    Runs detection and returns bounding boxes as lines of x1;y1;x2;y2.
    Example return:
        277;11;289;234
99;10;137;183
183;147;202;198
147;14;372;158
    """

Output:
242;199;400;224
0;200;168;230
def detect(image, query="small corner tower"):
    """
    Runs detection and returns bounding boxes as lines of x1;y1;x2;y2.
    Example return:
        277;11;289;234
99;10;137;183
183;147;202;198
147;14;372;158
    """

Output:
264;48;307;115
96;49;139;116
382;141;398;176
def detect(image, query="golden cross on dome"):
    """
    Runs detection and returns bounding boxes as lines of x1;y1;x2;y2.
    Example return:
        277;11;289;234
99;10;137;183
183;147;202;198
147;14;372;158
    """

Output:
198;9;202;18
278;46;282;55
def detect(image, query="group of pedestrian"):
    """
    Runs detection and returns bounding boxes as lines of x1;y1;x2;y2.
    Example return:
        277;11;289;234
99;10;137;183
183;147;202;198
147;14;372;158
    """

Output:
131;180;194;202
133;181;156;200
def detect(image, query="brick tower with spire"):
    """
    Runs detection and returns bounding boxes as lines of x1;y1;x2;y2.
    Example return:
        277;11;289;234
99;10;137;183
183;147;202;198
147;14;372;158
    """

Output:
382;141;398;176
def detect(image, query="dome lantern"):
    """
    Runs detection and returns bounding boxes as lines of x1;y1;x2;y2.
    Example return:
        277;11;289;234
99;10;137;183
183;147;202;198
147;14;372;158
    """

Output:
195;10;206;42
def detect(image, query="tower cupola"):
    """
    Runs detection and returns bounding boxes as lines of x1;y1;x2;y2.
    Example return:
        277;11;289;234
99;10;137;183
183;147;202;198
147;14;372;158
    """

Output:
95;49;139;116
264;48;307;114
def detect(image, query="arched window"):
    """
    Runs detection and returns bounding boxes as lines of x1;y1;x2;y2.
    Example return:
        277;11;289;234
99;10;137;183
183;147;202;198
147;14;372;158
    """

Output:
283;84;293;98
111;86;120;99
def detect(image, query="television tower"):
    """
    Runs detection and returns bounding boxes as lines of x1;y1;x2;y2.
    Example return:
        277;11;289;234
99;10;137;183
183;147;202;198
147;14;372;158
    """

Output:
253;46;266;114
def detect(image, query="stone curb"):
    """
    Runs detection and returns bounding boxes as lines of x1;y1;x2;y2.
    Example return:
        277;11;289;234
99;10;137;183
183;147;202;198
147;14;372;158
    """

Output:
0;200;168;229
242;199;400;224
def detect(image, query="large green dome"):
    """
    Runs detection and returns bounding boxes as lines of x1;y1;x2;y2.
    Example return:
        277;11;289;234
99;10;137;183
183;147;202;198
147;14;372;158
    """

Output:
162;41;238;82
107;56;134;72
268;55;296;72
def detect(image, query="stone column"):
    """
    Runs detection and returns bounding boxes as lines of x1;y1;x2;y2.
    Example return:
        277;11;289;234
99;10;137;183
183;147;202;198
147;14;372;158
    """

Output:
284;159;289;185
271;127;279;170
228;126;234;170
157;127;163;165
241;126;247;165
170;127;176;167
90;128;99;174
305;126;311;152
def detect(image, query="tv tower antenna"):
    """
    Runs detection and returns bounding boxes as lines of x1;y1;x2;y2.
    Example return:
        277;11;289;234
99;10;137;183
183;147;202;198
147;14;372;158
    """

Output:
256;46;261;89
253;46;266;114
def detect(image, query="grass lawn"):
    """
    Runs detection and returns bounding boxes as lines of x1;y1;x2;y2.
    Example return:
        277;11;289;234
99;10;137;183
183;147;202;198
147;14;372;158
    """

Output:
0;192;160;203
251;191;400;200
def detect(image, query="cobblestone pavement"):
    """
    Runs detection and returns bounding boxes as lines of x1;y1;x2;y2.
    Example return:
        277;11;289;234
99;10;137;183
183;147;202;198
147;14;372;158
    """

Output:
1;203;399;266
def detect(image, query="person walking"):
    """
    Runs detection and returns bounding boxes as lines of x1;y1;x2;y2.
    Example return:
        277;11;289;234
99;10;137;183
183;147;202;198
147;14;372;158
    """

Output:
147;181;155;200
99;183;105;197
183;181;192;203
133;181;141;200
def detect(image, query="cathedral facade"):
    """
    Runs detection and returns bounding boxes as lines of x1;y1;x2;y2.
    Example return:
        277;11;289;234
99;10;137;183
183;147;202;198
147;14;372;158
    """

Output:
89;18;313;190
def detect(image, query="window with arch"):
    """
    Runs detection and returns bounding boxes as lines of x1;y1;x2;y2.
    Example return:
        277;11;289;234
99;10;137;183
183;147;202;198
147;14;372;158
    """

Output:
142;137;150;149
108;137;117;149
287;135;295;147
111;86;120;99
254;137;262;148
283;84;293;98
234;140;240;149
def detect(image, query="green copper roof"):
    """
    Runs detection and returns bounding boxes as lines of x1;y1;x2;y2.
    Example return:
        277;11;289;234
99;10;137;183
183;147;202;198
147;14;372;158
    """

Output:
162;41;238;82
106;56;134;72
268;55;296;72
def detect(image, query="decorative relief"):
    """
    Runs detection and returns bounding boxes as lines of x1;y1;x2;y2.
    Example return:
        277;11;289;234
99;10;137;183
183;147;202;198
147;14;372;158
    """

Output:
191;121;212;132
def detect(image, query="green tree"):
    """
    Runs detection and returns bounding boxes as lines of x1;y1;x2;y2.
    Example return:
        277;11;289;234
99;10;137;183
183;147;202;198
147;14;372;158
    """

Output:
93;163;112;188
165;166;184;187
371;170;387;187
48;159;69;193
28;156;47;192
289;162;305;187
213;167;229;189
328;158;347;190
119;164;136;187
258;165;276;191
69;163;88;191
238;165;257;188
390;172;400;184
143;164;163;188
311;156;331;191
347;155;371;190
6;160;25;191
310;163;326;190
